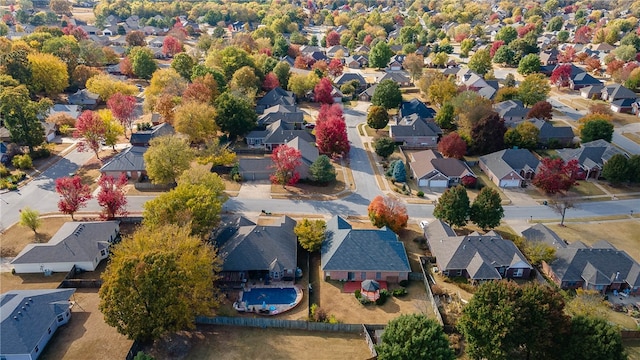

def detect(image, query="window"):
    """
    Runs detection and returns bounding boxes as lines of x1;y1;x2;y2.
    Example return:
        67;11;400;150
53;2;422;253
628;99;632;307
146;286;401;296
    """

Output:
48;327;51;334
513;268;523;278
101;249;106;256
361;272;366;280
57;315;64;322
375;272;381;280
35;346;39;353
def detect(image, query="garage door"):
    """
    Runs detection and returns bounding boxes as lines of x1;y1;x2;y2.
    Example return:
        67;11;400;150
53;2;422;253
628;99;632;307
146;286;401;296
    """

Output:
418;179;428;187
429;180;448;188
500;179;521;188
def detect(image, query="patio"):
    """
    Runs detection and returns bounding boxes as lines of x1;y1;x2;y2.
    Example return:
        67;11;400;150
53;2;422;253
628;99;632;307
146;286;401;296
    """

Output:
342;281;388;293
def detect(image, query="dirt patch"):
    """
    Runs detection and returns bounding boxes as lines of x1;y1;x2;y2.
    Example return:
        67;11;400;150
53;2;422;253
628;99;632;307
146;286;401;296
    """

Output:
71;7;96;23
0;216;71;257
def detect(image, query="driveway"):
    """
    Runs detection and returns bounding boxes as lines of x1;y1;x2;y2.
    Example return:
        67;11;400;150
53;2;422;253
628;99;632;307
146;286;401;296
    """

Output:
237;181;271;199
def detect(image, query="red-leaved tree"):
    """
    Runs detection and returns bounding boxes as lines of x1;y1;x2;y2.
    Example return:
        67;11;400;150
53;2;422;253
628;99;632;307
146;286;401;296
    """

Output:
557;46;576;63
490;40;505;58
262;72;280;92
62;24;88;40
55;176;92;220
606;59;625;76
438;132;467;159
550;64;572;88
315;104;350;157
96;174;128;219
526;101;553;120
584;57;601;73
326;31;340;46
119;56;134;77
517;23;536;38
367;195;409;233
107;93;137;138
328;58;344;78
574;26;592;44
183;82;213;104
74;110;107;159
314;77;334;104
294;56;308;69
162;36;183;56
532;158;580;194
270;144;302;187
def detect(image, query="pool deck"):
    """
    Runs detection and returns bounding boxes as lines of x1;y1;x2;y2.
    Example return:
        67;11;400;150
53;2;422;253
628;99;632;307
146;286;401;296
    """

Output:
233;282;304;316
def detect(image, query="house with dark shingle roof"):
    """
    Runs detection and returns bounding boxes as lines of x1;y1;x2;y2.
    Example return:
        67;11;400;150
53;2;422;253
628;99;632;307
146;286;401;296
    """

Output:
68;89;99;109
389;114;442;148
426;221;532;282
358;84;377;101
580;84;604;99
528;119;574;147
129;123;174;146
333;73;367;91
100;146;147;180
214;215;297;283
556;139;628;179
1;289;75;359
521;223;567;250
399;99;436;119
11;221;120;274
257;105;304;127
322;216;411;283
602;84;637;103
245;120;315;151
409;150;476;188
256;87;296;113
494;100;529;125
479;149;540;188
379;72;412;87
542;240;640;294
286;136;318;180
569;71;602;90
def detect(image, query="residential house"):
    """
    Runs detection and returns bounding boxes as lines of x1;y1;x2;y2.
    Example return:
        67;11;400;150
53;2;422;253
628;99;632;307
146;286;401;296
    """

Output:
601;84;636;102
611;98;636;113
569;72;602;91
100;146;147;180
334;73;367;92
11;221;120;274
300;45;324;55
353;45;370;54
479;149;540;188
521;223;567;250
593;42;616;53
528;119;575;148
321;216;411;283
458;71;499;99
245;120;315;151
409;149;476;188
214;215;297;283
399;99;436;120
494;100;529;125
539;48;559;66
0;141;8;164
556;139;628;179
0;289;75;360
326;45;349;58
67;89;99;109
631;100;640;117
129;123;174;147
286;136;319;180
256;87;296;113
358;84;377;102
378;72;412;87
389;114;442;148
387;55;406;71
580;84;604;99
344;55;368;68
543;240;640;294
425;221;533;282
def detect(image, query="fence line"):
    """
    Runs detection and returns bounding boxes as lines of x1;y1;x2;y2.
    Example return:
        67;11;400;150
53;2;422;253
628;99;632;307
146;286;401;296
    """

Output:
419;256;445;326
196;316;370;333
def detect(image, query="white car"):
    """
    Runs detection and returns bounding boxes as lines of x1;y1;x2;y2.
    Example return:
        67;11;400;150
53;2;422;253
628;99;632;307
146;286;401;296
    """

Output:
419;220;429;229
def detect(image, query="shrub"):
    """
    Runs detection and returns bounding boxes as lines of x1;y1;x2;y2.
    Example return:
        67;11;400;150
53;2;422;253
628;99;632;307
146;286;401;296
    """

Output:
328;314;339;324
0;164;9;177
12;154;33;170
8;184;18;191
310;303;328;322
59;124;73;136
392;288;408;297
431;284;446;296
359;296;373;305
417;190;424;197
375;289;389;305
230;163;242;182
31;146;51;160
0;179;9;189
133;351;155;360
354;289;361;299
399;279;409;287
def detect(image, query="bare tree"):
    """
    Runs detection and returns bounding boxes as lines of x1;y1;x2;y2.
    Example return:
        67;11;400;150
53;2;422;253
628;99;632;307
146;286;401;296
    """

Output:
548;195;576;226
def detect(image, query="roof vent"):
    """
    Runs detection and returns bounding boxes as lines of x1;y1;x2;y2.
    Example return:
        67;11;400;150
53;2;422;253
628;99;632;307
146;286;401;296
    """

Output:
14;316;18;320
21;307;26;310
25;302;29;306
18;311;22;315
29;298;33;302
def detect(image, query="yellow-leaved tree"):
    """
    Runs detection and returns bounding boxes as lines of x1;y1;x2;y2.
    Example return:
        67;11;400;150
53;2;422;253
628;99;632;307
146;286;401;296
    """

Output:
28;52;69;96
86;73;137;102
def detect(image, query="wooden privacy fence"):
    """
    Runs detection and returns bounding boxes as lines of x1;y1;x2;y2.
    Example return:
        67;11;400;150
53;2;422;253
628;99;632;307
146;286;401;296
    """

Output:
419;256;445;326
196;316;366;333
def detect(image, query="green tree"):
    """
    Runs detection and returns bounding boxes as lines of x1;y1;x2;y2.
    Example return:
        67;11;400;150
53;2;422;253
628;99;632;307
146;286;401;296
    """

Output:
294;218;326;252
460;38;474;58
143;136;194;185
614;44;637;62
493;46;516;66
602;153;629;184
273;61;291;89
41;35;80;78
392;161;406;182
470;187;504;230
130;47;157;80
547;16;563;32
0;85;50;152
376;314;455;360
557;31;569;43
214;92;258;140
369;41;393;68
580;117;614;143
629;155;640;183
433;185;470;228
19;207;41;235
366;105;389;131
468;49;492;76
517;54;541;76
563;316;627;360
374;136;396;158
197;138;236;167
518;73;550;106
434;102;455;130
371;80;402;110
273;35;289;58
171;52;195;80
505;121;540;149
206;45;255;80
309;155;336;184
495;26;518;44
99;224;221;341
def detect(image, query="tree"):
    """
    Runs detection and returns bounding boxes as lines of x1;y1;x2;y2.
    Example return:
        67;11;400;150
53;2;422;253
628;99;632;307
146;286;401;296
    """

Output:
309;155;336;184
376;314;455;360
517;54;541;75
96;174;128;220
229;65;259;96
28;52;69;96
270;144;302;187
99;224;221;341
314;77;334;104
403;53;423;81
328;58;343;78
458;281;568;360
614;44;636;62
205;46;255;80
451;91;494;140
71;64;101;89
490;40;506;58
470;187;504;230
367;195;409;233
174;102;218;144
526;101;553;120
460;38;474;58
0;85;49;152
273;61;291;89
143;172;226;237
74;110;106;159
294;218;326;252
369;41;393;68
496;26;518;44
602;153;629;185
130;47;157;80
315;106;350;157
144;136;194;185
579;117;614;143
196;138;236;167
372;80;402;110
162;36;182;57
49;0;71;15
55;176;91;220
374;136;395;158
433;185;470;228
126;31;146;47
86;74;138;101
505;121;539;150
214;92;257;140
434;102;455;130
549;194;575;226
326;31;340;46
518;73;550;106
184;76;218;105
493;46;516;66
533;158;580;194
19;207;41;235
98;109;124;151
438;132;467;159
272;35;289;58
367;106;389;131
470;112;506;155
171;52;195;80
107;93;136;138
468;49;492;76
262;72;280;92
392;161;406;182
564;316;627;360
628;155;640;183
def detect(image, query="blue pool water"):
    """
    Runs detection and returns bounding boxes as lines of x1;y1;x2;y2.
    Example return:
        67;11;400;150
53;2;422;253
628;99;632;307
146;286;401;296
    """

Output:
242;287;297;306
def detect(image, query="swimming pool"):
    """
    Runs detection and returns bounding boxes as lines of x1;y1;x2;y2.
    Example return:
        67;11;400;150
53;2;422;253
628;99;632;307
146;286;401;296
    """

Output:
241;287;298;306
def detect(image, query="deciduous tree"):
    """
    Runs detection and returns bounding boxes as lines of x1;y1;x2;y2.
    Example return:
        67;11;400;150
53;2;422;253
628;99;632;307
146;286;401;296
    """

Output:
55;176;91;220
470;187;504;230
434;102;455;130
86;73;138;101
549;194;575;226
273;61;291;89
468;49;492;76
504;121;539;150
0;84;49;152
97;109;124;151
162;36;182;57
144;136;194;185
74;110;107;159
107;93;136;138
403;53;423;81
533;158;580;194
526;101;553;120
214;92;257;140
496;26;517;44
27;52;69;96
326;31;340;46
372;79;402;110
470;112;506;155
367;195;409;233
328;58;343;78
438;132;467;159
96;174;128;220
130;47;157;80
518;73;550;106
174;102;218;144
19;207;41;235
563;316;627;360
579;116;614;143
315;105;350;157
602;153;629;185
309;155;336;184
366;105;388;131
171;52;195;80
374;136;395;158
376;314;455;360
125;30;146;47
314;77;334;104
270;144;302;186
294;219;326;252
517;54;541;75
433;185;470;228
262;72;280;91
196;138;236;167
369;41;393;69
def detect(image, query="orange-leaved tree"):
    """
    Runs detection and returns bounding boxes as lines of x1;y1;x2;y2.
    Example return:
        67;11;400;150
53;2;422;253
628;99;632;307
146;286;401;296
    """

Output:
367;195;409;233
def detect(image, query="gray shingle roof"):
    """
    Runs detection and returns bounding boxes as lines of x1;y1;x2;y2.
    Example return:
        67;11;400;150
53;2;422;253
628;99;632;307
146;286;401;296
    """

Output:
334;73;367;87
287;136;318;165
11;222;119;266
521;223;567;249
390;114;442;137
529;119;574;141
262;120;315;145
494;100;528;119
321;216;411;272
479;149;540;179
257;87;295;108
604;84;636;100
129;123;174;146
556;140;626;169
1;289;75;356
100;146;147;173
399;99;436;119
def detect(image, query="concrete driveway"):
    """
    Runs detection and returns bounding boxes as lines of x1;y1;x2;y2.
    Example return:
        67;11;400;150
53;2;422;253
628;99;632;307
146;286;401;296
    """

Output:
237;181;271;199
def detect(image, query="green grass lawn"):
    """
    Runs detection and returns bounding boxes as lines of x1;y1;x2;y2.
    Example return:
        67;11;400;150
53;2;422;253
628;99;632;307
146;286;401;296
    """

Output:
469;166;509;202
